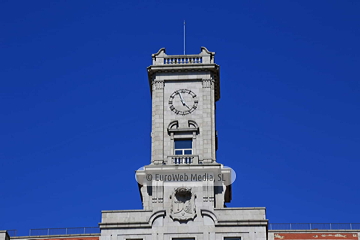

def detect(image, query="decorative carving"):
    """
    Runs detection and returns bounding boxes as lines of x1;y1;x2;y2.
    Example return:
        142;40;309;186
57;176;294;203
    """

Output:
167;120;199;135
200;209;218;224
149;210;166;226
167;120;179;131
152;80;164;90
152;180;164;203
202;78;215;88
170;187;196;221
188;120;198;129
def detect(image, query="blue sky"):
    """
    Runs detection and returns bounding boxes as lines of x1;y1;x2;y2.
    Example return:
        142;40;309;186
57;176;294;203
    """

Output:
1;0;359;235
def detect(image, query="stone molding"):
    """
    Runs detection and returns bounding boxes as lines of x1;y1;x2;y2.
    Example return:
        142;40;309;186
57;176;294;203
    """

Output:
167;120;199;135
215;219;268;226
149;210;166;226
200;209;218;224
202;78;215;89
152;80;164;90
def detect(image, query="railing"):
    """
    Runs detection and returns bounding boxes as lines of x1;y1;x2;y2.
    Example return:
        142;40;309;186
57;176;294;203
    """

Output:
174;156;193;164
269;223;360;230
6;230;17;237
151;47;215;65
8;224;360;237
164;56;202;64
168;155;199;165
28;227;100;236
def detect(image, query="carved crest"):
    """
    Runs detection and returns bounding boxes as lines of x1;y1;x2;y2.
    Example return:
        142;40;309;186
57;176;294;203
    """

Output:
170;187;196;221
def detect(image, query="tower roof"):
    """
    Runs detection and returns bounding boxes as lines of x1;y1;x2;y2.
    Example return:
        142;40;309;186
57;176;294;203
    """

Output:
147;47;221;101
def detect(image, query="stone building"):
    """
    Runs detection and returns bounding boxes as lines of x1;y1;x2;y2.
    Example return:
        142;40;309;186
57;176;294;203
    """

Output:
1;48;359;240
99;47;267;240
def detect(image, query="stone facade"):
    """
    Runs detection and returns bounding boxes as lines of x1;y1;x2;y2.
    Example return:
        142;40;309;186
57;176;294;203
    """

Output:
100;208;267;240
148;47;219;165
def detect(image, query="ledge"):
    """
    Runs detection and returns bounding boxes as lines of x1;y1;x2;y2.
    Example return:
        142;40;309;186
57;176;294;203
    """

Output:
11;234;100;239
99;222;151;229
216;220;268;227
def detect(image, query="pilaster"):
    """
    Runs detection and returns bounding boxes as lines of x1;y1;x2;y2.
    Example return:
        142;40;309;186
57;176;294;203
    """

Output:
151;79;165;164
202;78;216;163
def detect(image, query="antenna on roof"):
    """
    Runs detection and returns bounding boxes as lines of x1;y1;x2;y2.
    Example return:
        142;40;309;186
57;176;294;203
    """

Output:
184;21;186;55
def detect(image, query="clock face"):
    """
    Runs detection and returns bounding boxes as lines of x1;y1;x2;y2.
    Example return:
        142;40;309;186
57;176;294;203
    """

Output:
169;89;198;115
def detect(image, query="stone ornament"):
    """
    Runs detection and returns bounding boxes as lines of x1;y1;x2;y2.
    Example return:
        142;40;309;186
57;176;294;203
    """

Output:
170;187;197;221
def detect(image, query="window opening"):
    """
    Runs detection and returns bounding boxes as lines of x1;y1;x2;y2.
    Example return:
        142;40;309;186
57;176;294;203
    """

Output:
174;139;192;155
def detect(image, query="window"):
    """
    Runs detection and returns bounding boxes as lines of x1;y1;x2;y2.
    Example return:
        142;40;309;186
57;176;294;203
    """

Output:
174;139;192;155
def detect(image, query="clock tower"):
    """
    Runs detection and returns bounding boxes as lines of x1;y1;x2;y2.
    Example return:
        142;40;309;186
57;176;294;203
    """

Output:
99;47;268;240
148;47;220;165
135;47;232;211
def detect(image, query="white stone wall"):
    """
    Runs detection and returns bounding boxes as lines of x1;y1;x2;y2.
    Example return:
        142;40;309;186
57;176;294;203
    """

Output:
100;208;267;240
151;71;217;164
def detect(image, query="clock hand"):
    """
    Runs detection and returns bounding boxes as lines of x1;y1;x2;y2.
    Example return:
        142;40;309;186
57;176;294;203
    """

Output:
178;92;190;109
178;92;186;105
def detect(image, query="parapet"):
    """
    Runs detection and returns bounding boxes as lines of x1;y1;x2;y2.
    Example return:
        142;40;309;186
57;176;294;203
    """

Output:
151;47;215;65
